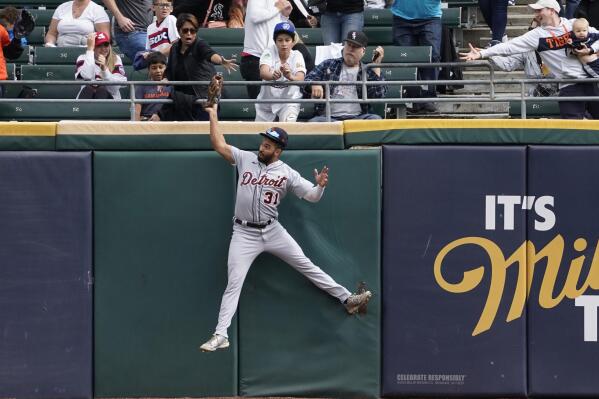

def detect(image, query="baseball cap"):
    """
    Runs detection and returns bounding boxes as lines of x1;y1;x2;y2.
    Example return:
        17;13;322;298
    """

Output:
344;30;368;48
260;127;288;148
95;32;110;47
528;0;560;13
273;21;296;40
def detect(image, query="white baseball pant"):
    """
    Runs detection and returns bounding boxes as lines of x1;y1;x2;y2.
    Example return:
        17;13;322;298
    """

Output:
255;103;300;122
214;221;351;338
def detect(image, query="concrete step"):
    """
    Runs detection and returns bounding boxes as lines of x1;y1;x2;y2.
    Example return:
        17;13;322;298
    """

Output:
463;70;527;80
434;100;510;113
463;26;530;45
454;82;526;93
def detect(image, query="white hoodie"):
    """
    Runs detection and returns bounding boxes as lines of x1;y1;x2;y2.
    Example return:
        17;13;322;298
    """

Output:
480;18;599;87
243;0;287;58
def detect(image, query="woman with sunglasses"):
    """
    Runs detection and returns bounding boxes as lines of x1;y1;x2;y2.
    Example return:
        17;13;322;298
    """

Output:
76;31;127;99
161;13;237;121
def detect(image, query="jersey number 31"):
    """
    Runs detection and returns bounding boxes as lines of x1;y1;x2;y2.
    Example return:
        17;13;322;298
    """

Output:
264;191;279;205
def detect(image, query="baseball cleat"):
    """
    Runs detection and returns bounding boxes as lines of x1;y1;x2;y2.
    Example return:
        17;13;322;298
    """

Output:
344;290;372;315
199;334;230;352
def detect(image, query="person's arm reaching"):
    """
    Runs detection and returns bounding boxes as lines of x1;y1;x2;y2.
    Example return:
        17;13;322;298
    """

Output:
205;104;234;164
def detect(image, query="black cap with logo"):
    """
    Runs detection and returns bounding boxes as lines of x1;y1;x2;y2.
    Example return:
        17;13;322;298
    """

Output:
344;30;368;48
260;127;289;148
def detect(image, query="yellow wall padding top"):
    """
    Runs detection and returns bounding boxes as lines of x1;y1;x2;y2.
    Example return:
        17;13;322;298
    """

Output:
0;122;56;136
57;121;344;135
344;119;599;133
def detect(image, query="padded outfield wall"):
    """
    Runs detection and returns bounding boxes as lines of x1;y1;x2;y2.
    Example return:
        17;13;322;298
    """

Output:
1;120;599;398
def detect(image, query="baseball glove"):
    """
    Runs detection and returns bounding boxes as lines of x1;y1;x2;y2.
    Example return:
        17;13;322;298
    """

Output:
204;74;223;108
14;9;35;40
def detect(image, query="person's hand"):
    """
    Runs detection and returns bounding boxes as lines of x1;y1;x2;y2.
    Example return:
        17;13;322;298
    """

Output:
314;166;329;187
116;15;135;32
372;46;384;63
272;68;282;80
97;54;106;70
459;43;482;61
573;44;593;56
311;84;323;99
204;102;219;115
149;114;161;121
221;57;238;73
86;32;96;50
280;63;292;79
142;51;150;59
307;15;318;27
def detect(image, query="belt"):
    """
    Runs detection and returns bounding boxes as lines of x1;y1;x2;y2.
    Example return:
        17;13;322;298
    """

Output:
234;218;274;229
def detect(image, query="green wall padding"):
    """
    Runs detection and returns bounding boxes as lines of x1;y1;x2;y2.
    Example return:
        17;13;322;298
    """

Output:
0;136;55;150
93;152;237;397
237;149;381;398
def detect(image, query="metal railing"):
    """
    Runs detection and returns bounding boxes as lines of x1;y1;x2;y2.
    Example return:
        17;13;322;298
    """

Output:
2;60;599;120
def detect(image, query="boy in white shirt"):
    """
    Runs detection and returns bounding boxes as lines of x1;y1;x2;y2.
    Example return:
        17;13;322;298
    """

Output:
255;21;306;122
145;0;178;56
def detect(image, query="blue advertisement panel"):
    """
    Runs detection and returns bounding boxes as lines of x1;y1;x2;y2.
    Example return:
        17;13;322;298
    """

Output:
527;146;599;396
0;152;92;398
382;146;527;397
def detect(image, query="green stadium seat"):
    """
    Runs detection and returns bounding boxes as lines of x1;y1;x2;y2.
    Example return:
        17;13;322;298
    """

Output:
197;28;243;45
11;45;30;64
34;46;132;65
368;45;431;63
27;26;46;45
509;100;561;118
363;27;392;45
297;28;323;45
219;102;256;121
28;8;55;27
364;9;392;26
211;46;242;62
0;101;130;121
441;7;462;28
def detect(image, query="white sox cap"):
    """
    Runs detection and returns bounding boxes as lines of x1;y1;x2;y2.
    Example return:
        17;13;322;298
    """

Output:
528;0;561;13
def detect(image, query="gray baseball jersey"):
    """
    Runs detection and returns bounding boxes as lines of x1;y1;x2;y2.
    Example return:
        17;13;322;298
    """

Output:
231;146;314;223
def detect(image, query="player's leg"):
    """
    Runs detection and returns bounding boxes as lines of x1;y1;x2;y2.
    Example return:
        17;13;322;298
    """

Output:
201;225;263;351
264;222;351;301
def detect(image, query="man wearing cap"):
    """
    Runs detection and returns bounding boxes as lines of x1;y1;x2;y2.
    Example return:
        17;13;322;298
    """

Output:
460;0;599;119
198;103;373;352
304;30;387;122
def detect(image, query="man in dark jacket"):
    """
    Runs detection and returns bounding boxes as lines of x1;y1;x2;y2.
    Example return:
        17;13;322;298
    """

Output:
304;30;387;121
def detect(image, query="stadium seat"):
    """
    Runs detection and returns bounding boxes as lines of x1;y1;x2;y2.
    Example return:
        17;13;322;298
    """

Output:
28;8;54;27
363;27;392;45
34;46;132;65
441;7;462;28
211;46;242;62
364;9;392;26
219;102;256;121
27;26;46;45
11;45;30;64
509;100;561;118
197;28;243;45
297;28;323;45
0;101;130;121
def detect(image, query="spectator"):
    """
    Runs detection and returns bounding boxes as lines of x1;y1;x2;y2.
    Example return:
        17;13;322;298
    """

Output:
366;0;386;9
135;51;172;121
159;13;237;121
391;0;441;114
173;0;245;28
241;0;292;99
0;7;27;46
45;0;110;47
0;12;24;98
568;17;599;76
256;21;306;122
320;0;364;45
146;0;178;56
478;0;509;47
288;0;318;28
103;0;153;62
228;0;246;28
460;0;599;119
489;17;558;97
304;30;387;121
76;32;127;99
134;0;178;70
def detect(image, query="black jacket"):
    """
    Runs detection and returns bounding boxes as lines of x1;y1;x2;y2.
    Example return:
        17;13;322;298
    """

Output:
166;38;217;98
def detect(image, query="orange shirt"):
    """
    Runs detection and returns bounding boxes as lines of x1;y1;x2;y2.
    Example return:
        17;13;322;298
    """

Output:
0;25;11;80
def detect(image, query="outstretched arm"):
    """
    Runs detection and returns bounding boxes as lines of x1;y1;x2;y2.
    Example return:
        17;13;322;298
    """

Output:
303;166;328;203
205;104;234;164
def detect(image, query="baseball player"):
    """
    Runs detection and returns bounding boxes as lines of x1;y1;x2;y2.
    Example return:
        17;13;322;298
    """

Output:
199;103;372;352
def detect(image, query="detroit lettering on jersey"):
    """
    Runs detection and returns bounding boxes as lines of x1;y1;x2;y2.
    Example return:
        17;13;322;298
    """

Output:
148;29;170;50
240;172;288;188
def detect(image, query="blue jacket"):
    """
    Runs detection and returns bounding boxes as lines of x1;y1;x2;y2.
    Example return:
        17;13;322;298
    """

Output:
304;57;387;116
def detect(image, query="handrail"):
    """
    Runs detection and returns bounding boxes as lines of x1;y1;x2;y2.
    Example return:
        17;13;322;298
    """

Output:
4;60;599;120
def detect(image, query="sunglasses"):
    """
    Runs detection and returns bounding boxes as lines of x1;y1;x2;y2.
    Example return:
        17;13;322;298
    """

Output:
154;3;172;8
181;27;197;34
